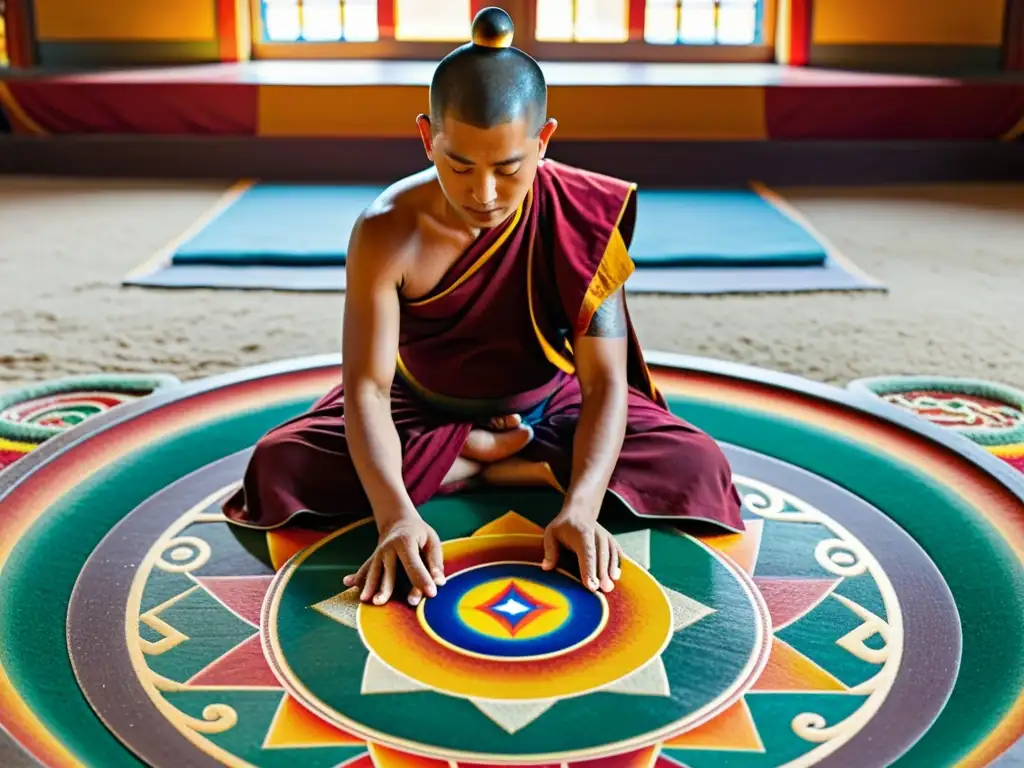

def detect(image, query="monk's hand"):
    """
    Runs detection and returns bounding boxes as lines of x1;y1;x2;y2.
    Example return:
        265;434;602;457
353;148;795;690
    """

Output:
343;514;445;607
541;507;623;593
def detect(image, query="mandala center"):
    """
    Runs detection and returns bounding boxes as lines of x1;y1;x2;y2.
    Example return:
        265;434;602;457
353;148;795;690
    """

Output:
417;563;605;662
474;581;554;635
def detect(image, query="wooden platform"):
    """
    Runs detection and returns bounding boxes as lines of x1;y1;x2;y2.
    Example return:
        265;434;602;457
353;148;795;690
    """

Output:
3;61;1023;140
1;62;1022;184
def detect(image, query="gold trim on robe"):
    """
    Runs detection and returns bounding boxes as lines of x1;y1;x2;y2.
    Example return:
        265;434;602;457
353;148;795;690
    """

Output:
404;193;528;308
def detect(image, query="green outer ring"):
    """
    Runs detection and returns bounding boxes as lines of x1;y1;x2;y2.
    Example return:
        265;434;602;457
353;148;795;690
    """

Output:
848;374;1024;446
0;361;1020;767
0;374;182;444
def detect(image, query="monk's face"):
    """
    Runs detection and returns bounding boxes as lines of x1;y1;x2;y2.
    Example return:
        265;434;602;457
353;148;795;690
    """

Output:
418;114;558;228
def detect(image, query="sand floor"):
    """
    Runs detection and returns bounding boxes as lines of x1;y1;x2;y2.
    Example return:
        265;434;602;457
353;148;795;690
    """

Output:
1;177;1022;392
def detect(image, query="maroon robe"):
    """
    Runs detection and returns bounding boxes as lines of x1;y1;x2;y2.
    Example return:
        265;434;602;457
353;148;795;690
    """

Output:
223;160;743;532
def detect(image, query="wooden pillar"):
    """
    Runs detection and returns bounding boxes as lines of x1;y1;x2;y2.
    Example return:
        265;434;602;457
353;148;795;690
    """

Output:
217;0;252;62
628;0;646;41
377;0;394;39
776;0;812;66
4;0;35;68
1005;0;1024;70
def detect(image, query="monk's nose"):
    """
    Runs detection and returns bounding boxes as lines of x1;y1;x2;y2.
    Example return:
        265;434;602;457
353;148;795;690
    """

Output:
471;174;498;207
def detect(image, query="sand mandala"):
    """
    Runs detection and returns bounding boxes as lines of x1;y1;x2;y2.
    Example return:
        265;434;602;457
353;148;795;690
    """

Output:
94;469;916;767
848;375;1024;474
0;373;180;469
1;355;1022;767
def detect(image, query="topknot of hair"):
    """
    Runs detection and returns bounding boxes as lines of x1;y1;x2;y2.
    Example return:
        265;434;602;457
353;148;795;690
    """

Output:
471;6;514;49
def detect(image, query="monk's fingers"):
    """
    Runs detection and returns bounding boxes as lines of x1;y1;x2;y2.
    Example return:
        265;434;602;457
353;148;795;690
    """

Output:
373;549;398;605
597;534;614;592
397;538;437;598
541;527;560;570
579;534;599;592
359;554;383;602
424;528;446;586
407;586;424;607
611;538;623;581
343;555;372;587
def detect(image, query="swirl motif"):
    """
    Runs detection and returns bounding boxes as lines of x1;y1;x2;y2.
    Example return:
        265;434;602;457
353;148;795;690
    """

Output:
739;478;815;523
814;539;869;578
792;712;845;744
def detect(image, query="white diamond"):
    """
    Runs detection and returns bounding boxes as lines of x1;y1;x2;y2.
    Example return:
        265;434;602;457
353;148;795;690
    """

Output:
493;598;530;616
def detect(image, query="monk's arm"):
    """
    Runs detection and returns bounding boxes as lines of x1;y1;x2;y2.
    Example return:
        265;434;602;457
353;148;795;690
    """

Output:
564;289;630;518
341;217;419;528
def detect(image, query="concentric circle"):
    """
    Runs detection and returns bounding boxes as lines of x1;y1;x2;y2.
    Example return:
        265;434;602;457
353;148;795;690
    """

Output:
0;354;1021;768
349;533;672;700
417;560;607;662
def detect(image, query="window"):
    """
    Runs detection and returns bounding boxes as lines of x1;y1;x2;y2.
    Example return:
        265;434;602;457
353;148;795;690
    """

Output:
535;0;629;42
252;0;771;59
259;0;473;43
262;0;379;42
645;0;760;45
395;0;470;41
533;0;760;45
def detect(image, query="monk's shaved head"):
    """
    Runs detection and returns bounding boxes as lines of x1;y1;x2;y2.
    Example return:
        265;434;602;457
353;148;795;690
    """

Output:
429;7;547;135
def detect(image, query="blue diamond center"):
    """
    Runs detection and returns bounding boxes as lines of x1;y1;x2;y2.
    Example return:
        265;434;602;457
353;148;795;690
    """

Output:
477;582;549;635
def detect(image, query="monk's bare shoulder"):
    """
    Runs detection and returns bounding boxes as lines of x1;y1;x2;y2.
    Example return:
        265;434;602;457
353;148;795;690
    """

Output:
346;173;438;284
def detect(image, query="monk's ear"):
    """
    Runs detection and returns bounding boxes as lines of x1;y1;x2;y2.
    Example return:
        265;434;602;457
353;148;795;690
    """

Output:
415;114;434;161
538;118;558;159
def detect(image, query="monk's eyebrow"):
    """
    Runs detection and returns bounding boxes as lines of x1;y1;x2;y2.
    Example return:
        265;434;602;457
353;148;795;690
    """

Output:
443;151;524;167
444;150;475;165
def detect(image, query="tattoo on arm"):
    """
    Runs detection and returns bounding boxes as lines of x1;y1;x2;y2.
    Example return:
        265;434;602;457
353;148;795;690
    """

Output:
585;290;627;338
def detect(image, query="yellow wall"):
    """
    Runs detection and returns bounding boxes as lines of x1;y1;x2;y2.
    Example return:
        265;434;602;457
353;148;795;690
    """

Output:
32;0;217;41
813;0;1006;47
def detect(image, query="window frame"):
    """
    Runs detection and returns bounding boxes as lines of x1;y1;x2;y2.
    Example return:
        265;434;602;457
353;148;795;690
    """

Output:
249;0;777;62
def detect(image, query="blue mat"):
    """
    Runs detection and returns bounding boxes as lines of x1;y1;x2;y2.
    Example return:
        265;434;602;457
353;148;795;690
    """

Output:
630;189;826;267
169;184;828;269
172;184;380;267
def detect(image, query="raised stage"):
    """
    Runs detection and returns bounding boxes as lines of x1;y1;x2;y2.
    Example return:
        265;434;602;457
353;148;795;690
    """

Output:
2;62;1023;184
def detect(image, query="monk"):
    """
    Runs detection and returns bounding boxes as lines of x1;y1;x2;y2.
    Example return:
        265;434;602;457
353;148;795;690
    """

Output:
224;7;742;606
